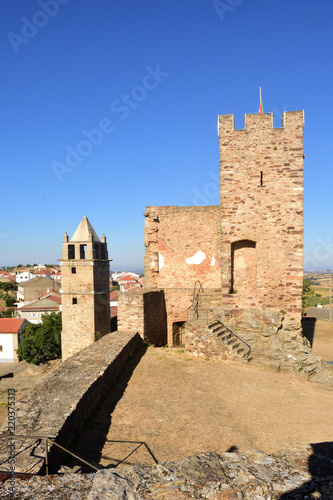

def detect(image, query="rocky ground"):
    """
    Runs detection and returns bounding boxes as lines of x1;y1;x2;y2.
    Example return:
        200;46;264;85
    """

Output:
1;444;333;498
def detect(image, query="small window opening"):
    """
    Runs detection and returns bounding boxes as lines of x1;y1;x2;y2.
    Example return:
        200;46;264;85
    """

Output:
94;244;100;259
71;267;76;274
72;298;77;305
101;245;107;259
68;244;75;259
80;244;87;259
260;171;263;186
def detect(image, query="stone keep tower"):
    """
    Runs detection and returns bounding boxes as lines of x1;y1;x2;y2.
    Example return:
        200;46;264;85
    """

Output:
61;216;111;360
218;111;304;318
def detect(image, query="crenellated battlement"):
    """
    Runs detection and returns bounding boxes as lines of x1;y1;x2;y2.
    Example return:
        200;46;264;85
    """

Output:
218;110;304;134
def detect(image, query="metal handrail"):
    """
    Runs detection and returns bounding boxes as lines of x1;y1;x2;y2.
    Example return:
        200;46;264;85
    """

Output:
206;310;251;358
186;282;251;358
187;281;204;321
0;433;99;475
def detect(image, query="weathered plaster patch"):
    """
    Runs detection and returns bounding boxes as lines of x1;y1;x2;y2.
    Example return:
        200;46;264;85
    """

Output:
185;250;206;265
158;252;165;270
211;256;216;266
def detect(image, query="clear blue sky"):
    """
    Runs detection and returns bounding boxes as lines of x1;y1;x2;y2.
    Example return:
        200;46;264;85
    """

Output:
0;0;332;272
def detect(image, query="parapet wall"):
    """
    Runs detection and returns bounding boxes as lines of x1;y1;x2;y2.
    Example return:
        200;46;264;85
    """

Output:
0;330;143;474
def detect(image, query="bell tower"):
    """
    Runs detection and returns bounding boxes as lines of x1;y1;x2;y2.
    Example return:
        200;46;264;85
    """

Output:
60;216;111;360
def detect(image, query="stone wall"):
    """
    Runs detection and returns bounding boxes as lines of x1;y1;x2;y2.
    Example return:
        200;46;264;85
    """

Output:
118;288;194;346
219;111;304;319
144;205;221;289
164;288;194;345
118;290;144;338
143;290;167;346
118;290;167;346
0;331;143;474
185;321;233;361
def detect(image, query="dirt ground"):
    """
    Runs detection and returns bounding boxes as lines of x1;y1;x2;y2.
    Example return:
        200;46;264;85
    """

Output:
71;321;333;469
1;321;333;471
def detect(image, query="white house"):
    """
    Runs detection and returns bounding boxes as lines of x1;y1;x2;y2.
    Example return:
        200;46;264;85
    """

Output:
16;271;35;284
0;318;27;363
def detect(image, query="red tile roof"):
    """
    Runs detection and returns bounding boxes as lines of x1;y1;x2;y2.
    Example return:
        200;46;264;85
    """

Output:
38;291;61;302
122;283;142;291
110;291;119;301
20;294;61;310
33;269;54;275
0;318;25;333
118;275;138;282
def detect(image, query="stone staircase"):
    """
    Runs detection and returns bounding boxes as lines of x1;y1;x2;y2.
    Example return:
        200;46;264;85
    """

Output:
208;319;251;360
187;281;333;386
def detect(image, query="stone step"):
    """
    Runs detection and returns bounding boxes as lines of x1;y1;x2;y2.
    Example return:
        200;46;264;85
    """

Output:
302;363;317;374
212;326;226;335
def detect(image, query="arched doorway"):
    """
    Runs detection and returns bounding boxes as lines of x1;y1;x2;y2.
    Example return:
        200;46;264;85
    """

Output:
231;240;256;295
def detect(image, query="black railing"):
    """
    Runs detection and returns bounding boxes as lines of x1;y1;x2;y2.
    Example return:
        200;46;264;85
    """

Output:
0;433;99;475
187;280;204;321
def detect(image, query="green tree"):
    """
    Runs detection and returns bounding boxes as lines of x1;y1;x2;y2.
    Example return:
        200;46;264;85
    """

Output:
302;278;315;311
5;295;16;307
0;310;13;318
0;282;17;292
17;312;62;365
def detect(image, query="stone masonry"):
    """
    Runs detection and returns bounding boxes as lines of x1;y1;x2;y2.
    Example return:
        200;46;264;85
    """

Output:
60;216;111;360
0;331;142;474
219;111;304;319
144;205;221;289
118;110;304;346
118;289;167;346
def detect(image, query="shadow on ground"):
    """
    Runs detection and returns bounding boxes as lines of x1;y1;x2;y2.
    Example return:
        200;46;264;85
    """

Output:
279;441;333;499
61;345;149;472
301;316;316;347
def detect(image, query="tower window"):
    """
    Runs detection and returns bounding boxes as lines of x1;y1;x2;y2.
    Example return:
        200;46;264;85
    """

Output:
72;298;77;305
71;267;76;274
68;245;75;259
80;244;87;259
94;244;100;259
260;171;263;186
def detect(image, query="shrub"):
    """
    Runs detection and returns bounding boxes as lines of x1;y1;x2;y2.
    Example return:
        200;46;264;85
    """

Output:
17;312;62;365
